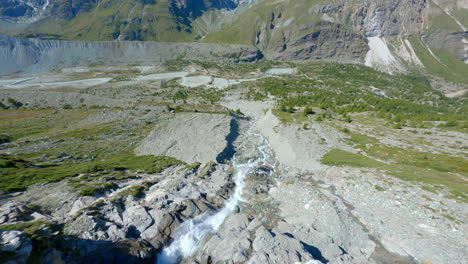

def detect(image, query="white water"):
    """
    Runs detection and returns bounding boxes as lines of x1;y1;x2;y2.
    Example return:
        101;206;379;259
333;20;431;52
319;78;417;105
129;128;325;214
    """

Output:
42;0;50;10
157;125;272;264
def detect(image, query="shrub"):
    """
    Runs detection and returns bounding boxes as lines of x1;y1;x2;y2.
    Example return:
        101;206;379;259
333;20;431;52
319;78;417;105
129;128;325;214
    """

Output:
393;123;403;129
0;134;11;144
303;107;314;116
63;104;72;109
445;120;458;127
7;98;22;108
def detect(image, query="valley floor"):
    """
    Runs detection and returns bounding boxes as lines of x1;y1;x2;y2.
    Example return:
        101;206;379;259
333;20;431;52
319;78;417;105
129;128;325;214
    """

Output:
0;61;466;264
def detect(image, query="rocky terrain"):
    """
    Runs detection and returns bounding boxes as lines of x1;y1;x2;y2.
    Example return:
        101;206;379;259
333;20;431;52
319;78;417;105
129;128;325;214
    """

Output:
0;1;466;263
0;58;466;264
0;34;262;75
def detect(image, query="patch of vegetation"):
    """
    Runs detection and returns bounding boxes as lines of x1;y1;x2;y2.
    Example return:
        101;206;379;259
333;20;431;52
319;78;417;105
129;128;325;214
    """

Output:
347;132;468;175
321;149;385;168
183;162;201;171
0;153;182;192
409;38;468;84
272;109;309;125
0;221;46;233
245;88;268;101
117;181;158;198
118;186;146;198
322;131;468;202
0;109;86;142
78;182;117;196
253;63;466;131
0;220;64;263
0;134;11;144
374;185;385;191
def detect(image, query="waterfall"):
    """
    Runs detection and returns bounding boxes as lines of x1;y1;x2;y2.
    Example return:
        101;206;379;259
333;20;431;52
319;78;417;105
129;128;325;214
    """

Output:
157;124;272;264
42;0;50;11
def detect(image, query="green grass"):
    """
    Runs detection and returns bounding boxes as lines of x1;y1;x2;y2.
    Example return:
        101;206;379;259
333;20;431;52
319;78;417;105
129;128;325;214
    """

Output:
118;186;146;198
321;131;468;202
183;162;201;171
78;182;117;196
410;37;468;84
204;0;326;45
253;62;467;130
0;108;182;193
272;109;309;125
18;0;197;42
347;132;468;176
0;221;45;234
0;153;182;192
0;109;90;142
321;149;385;168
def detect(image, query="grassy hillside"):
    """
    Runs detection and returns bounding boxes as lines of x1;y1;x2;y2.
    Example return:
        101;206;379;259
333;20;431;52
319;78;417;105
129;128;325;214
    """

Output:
410;37;468;84
18;0;197;41
203;0;326;47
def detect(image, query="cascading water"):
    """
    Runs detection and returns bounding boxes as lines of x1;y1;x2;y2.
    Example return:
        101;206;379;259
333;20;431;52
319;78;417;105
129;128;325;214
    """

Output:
157;124;273;264
42;0;50;10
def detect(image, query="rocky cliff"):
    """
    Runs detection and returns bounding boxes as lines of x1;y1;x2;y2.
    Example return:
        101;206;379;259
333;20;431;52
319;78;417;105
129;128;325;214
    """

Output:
0;34;262;75
204;0;467;79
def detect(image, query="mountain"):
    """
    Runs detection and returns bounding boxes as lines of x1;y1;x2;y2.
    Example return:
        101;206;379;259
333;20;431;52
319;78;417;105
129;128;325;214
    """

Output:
203;0;467;81
0;0;244;41
0;0;467;82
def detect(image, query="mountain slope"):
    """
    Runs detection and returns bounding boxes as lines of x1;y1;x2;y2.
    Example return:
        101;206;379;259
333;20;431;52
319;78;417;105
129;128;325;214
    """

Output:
0;0;466;82
0;0;242;41
204;0;467;82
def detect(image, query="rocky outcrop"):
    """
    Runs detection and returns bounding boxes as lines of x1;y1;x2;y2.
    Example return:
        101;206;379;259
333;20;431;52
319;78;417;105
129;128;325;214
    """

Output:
135;113;234;164
0;201;46;225
257;0;428;62
0;34;262;75
0;230;33;264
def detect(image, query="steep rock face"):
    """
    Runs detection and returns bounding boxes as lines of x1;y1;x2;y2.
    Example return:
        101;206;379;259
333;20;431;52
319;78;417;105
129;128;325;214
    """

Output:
0;34;262;75
227;0;428;61
0;0;46;19
47;0;100;20
171;0;238;20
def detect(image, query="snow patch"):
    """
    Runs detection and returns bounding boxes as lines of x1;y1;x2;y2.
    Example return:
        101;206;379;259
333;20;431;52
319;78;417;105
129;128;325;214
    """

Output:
365;37;403;73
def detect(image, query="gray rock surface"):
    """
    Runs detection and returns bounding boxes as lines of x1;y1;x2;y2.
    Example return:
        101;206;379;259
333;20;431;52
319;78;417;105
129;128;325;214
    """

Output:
0;201;45;224
0;230;33;264
135;113;233;164
198;214;252;263
248;225;314;264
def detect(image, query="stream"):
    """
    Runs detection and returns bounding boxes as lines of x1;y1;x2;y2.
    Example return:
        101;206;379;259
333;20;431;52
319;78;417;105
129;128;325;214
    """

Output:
157;123;274;264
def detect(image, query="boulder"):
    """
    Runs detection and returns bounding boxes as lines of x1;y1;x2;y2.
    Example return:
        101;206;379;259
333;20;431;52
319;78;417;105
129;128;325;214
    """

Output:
0;230;33;264
122;205;153;234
